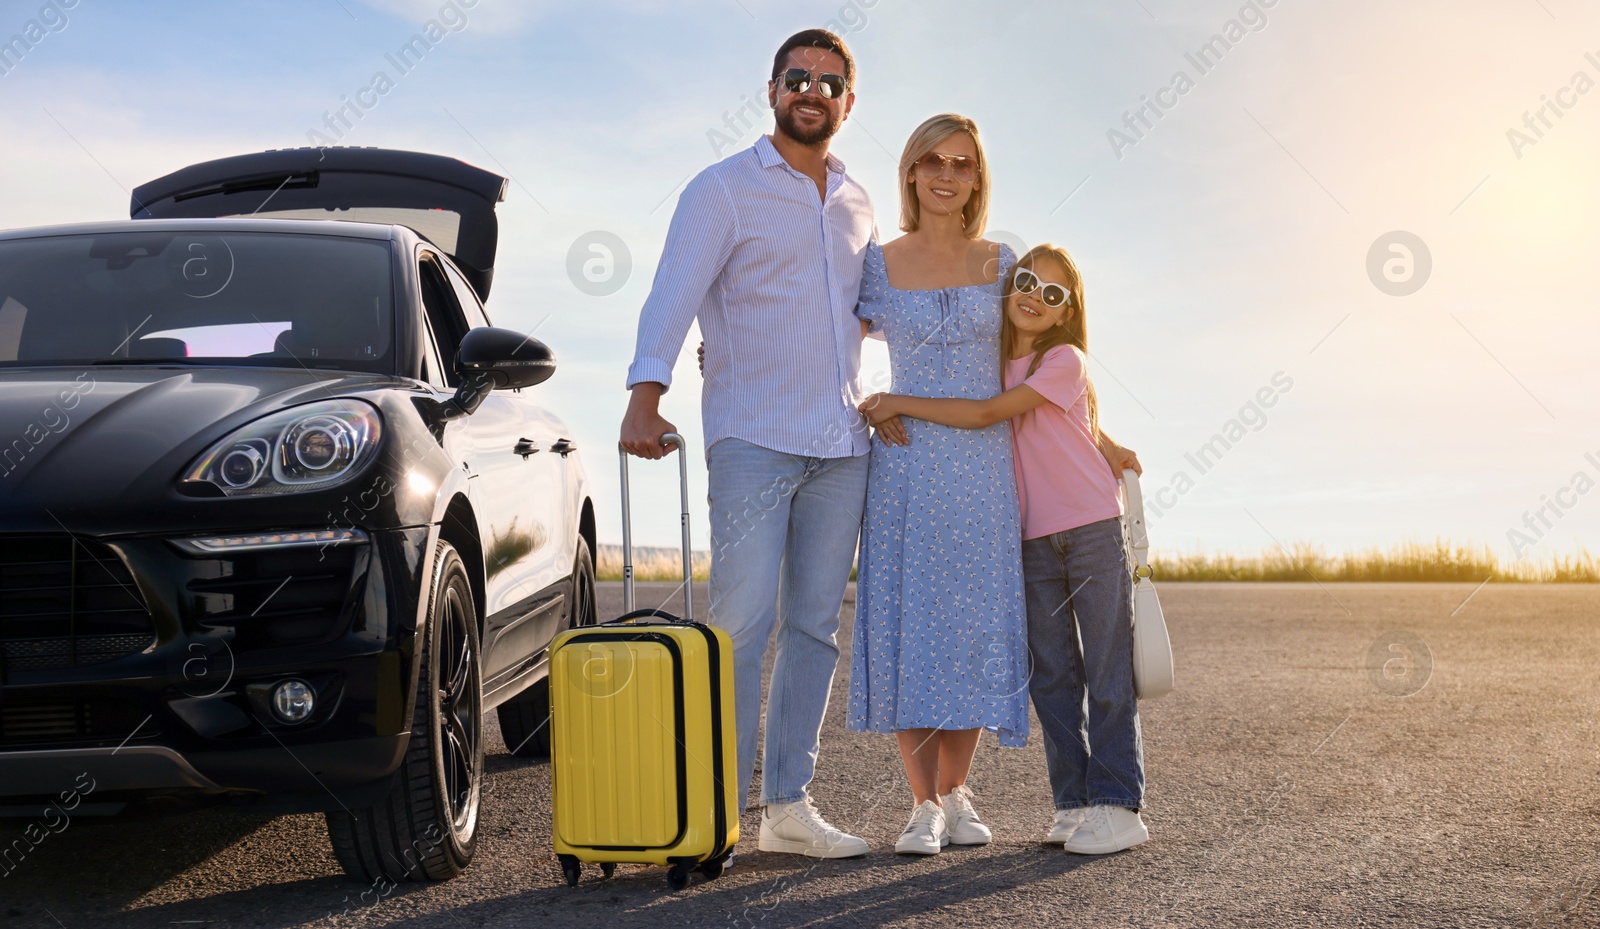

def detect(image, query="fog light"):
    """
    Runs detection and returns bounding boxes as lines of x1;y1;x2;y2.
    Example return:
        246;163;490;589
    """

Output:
271;680;316;723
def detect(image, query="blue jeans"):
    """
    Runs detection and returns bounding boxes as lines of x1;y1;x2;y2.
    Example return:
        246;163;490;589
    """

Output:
706;438;869;809
1022;517;1145;811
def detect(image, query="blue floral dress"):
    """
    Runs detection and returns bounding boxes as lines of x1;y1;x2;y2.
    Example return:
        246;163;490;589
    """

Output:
847;240;1030;747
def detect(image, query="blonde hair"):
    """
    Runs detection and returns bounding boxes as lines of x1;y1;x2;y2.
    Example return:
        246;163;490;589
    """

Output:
897;113;990;238
1001;243;1099;436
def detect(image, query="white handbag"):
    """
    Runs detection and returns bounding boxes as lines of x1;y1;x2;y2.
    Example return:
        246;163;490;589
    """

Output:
1122;469;1175;700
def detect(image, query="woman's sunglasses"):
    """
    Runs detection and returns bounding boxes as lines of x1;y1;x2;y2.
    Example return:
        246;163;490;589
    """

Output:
912;152;978;183
779;68;847;99
1013;268;1073;309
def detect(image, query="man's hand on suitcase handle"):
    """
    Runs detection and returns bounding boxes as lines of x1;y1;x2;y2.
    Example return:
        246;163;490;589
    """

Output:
621;383;678;459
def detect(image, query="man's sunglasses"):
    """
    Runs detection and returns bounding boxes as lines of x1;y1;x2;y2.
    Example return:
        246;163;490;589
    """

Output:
1013;268;1073;309
778;68;847;100
912;152;978;183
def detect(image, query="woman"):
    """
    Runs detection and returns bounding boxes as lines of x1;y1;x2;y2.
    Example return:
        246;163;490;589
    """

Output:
846;113;1028;855
847;114;1140;855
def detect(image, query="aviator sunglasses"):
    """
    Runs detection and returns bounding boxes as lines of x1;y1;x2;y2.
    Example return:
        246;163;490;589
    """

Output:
1013;267;1073;309
779;67;848;99
912;152;978;183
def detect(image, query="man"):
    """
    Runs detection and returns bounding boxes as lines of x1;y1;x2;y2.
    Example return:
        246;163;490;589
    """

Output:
620;28;875;858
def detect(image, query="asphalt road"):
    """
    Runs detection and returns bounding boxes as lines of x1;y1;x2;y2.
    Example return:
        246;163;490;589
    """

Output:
3;582;1598;928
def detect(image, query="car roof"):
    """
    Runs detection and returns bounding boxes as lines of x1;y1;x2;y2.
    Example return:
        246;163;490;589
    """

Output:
0;217;416;244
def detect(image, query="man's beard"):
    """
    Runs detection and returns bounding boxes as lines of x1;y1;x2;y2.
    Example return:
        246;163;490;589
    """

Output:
775;100;843;146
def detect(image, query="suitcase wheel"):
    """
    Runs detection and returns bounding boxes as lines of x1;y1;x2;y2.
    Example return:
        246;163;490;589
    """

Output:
697;858;724;881
600;862;616;879
666;860;693;891
559;855;581;887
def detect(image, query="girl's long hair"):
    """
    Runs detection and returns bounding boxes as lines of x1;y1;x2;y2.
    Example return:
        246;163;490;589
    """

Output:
1001;243;1099;436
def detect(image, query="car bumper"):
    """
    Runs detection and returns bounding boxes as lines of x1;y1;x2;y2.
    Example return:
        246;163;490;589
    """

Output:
0;526;433;813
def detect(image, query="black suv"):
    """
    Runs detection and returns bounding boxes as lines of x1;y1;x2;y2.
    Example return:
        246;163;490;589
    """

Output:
0;148;597;882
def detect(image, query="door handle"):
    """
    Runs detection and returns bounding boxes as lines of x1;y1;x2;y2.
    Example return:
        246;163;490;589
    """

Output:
513;438;540;459
551;438;577;457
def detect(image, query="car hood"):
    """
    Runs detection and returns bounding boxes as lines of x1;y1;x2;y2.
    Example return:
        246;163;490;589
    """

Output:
0;365;407;521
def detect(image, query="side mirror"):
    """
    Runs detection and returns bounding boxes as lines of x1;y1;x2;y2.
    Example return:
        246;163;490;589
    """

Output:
457;327;556;389
442;327;556;419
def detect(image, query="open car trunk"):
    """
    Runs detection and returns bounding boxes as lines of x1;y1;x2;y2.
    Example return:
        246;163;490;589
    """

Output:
131;147;507;301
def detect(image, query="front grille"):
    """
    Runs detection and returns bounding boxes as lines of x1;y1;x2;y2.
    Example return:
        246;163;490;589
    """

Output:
0;536;156;672
0;698;153;746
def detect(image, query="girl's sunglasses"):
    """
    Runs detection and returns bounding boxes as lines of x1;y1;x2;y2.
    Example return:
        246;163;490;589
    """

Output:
912;152;978;183
780;68;847;99
1013;268;1073;309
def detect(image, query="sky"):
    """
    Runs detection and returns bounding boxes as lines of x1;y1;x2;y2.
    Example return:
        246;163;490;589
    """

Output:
2;0;1597;561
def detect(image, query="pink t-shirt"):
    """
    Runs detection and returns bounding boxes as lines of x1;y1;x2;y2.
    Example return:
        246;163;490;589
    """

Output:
1005;345;1123;541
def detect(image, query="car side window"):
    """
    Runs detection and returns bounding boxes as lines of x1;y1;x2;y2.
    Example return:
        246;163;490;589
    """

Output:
418;255;470;387
441;262;490;330
418;313;450;390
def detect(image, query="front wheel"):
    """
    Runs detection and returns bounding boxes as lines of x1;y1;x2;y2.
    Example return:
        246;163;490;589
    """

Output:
327;540;484;881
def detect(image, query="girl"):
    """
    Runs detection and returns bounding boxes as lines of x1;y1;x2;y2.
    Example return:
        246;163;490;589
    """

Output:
859;243;1149;854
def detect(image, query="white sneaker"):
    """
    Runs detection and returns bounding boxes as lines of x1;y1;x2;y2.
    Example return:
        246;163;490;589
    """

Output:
938;785;992;846
1063;805;1148;854
894;800;948;855
1045;808;1087;844
758;796;870;858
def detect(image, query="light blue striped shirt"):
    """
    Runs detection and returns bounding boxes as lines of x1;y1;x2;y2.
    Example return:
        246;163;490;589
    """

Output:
626;134;875;458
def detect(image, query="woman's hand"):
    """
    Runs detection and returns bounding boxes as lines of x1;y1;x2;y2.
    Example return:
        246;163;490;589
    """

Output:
874;414;908;446
858;394;907;445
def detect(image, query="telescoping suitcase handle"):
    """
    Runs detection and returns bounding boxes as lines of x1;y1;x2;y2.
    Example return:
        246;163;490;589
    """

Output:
618;432;694;621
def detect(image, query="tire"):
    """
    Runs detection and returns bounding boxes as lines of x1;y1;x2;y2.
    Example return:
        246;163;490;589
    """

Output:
497;536;596;759
327;540;484;882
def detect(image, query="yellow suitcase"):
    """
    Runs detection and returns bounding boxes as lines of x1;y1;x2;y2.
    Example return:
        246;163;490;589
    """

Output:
551;434;738;890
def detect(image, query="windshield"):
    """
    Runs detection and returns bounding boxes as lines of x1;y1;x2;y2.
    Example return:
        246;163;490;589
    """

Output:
0;231;396;373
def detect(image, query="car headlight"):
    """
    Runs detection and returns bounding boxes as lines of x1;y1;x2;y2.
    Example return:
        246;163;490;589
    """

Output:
183;399;383;496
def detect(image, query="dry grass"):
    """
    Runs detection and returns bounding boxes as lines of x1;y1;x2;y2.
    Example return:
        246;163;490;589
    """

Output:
1151;540;1600;583
599;540;1600;583
596;544;710;582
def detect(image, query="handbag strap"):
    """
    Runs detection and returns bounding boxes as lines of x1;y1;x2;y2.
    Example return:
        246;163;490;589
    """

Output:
1121;468;1152;578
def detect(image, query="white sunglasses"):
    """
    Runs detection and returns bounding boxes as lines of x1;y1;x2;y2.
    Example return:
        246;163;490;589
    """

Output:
1013;268;1073;309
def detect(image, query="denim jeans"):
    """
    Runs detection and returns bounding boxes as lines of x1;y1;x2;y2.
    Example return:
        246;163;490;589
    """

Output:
1022;517;1145;811
706;438;869;809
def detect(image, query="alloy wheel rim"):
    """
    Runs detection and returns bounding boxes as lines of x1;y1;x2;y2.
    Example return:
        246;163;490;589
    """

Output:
438;583;480;839
576;556;596;627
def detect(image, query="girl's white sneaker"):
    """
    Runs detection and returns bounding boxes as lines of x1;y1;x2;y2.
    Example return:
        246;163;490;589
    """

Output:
1063;805;1148;854
1045;808;1087;844
938;784;992;845
894;800;948;855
